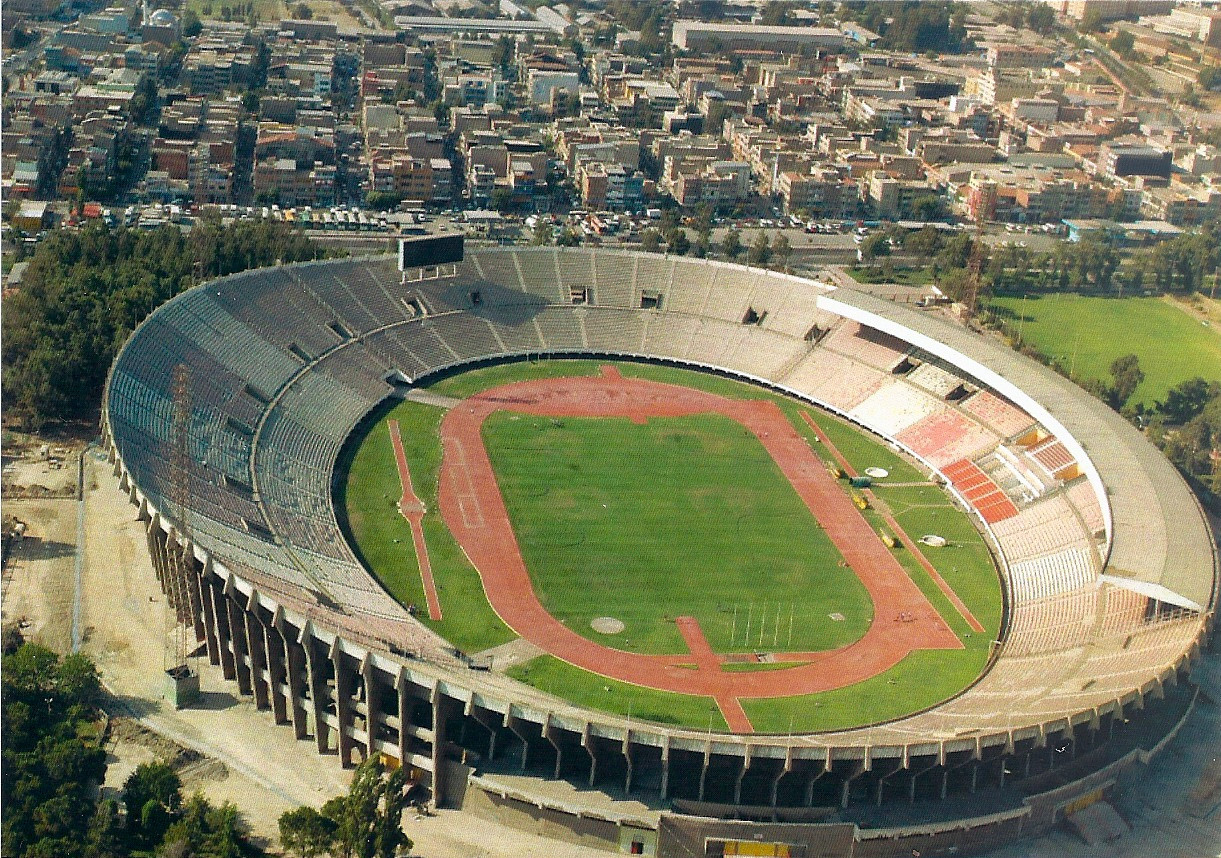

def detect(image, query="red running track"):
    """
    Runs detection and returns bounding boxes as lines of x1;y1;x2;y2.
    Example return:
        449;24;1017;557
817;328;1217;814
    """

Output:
436;368;962;733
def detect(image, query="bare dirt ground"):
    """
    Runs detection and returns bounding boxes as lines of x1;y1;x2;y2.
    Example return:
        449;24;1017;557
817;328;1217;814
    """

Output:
75;452;614;857
2;495;78;653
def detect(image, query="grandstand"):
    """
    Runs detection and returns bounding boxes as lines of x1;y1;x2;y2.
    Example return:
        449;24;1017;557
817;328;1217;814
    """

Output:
104;247;1216;858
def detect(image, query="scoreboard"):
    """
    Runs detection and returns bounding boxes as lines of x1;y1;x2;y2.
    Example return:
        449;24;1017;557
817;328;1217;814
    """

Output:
399;233;464;270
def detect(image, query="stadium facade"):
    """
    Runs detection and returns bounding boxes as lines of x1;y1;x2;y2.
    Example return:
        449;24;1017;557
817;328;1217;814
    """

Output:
104;248;1217;857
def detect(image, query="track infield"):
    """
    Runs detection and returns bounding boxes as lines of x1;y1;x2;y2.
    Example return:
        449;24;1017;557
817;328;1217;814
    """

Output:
340;359;1003;733
437;367;963;732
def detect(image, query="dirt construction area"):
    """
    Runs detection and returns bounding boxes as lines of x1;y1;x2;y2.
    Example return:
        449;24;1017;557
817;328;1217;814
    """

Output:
5;447;612;857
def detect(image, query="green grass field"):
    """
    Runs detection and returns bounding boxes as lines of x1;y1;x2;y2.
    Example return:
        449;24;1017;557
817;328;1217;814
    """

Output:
989;294;1221;406
339;358;1004;732
484;412;872;655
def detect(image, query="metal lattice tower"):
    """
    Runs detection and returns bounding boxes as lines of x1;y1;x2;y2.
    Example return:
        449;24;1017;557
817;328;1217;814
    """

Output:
167;363;193;671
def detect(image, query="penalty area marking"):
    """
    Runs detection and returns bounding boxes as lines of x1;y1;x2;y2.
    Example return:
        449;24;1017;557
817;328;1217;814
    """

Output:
388;419;443;621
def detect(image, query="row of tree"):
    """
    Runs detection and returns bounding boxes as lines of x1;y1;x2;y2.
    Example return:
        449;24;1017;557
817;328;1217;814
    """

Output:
2;219;339;430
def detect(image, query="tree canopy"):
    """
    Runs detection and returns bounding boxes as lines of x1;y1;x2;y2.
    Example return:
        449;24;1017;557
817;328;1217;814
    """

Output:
2;220;339;430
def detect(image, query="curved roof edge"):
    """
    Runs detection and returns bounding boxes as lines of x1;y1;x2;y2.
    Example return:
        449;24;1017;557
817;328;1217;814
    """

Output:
822;287;1217;612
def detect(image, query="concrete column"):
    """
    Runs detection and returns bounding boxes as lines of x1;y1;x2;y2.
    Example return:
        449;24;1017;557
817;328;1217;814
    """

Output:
805;751;830;807
734;745;752;805
840;761;865;809
279;618;309;739
907;758;940;804
224;590;252;695
331;640;355;767
301;627;330;754
184;562;207;647
209;579;236;680
771;746;793;808
362;655;379;760
505;712;529;772
197;560;220;665
621;729;634;795
430;689;447;808
697;742;711;802
580;722;594;786
264;623;289;724
396;669;411;768
243;595;269;710
659;736;671;800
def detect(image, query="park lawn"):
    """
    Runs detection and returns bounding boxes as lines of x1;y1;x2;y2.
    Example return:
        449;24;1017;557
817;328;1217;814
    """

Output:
339;399;515;653
741;645;993;734
845;266;935;286
989;294;1221;407
507;656;729;731
483;411;873;655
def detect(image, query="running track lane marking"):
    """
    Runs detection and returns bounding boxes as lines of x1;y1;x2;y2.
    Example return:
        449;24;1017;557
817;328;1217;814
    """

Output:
677;616;754;733
800;410;985;634
388;420;443;621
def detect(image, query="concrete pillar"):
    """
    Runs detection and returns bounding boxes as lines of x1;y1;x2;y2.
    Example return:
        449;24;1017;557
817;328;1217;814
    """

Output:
580;722;595;786
734;745;752;805
505;712;530;772
697;741;711;802
659;736;671;800
621;729;633;795
210;579;236;680
243;599;270;710
543;715;563;781
278;616;309;740
224;585;252;696
301;626;330;754
805;755;829;807
362;655;380;760
430;688;447;808
840;761;865;809
396;669;411;768
197;560;220;665
331;639;355;767
184;562;207;648
907;758;940;804
264;622;289;724
770;746;793;808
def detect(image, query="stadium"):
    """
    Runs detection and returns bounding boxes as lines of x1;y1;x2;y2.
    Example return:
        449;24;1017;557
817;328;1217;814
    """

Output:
103;245;1217;857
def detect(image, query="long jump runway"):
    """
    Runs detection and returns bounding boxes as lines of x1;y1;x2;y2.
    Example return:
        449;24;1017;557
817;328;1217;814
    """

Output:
436;368;961;732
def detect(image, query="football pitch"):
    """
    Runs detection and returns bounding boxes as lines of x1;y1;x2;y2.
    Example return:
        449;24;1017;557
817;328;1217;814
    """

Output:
338;359;1003;732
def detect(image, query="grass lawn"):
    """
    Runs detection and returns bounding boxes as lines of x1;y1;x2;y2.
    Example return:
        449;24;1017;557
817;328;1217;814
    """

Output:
507;656;728;730
988;294;1221;407
845;266;935;286
484;411;873;655
339;359;1003;731
338;399;516;653
741;646;992;733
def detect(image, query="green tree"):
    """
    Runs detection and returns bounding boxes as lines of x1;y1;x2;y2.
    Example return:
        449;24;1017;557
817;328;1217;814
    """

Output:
860;232;890;262
911;194;944;221
182;8;202;36
294;2;312;17
489;186;515;212
772;233;791;269
1108;354;1144;410
279;806;337;858
124;761;182;845
721;227;742;259
318;758;410;858
531;219;553;245
666;227;691;255
1109;30;1135;58
1158;378;1219;425
640;228;662;253
748;231;771;265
